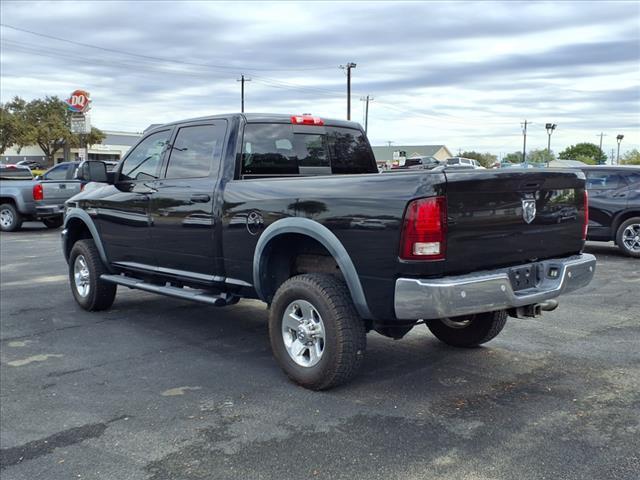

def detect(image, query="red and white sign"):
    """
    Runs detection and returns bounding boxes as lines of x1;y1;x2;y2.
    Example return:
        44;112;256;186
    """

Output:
65;90;91;113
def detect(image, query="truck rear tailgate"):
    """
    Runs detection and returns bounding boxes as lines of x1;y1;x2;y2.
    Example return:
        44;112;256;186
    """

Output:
41;180;82;203
443;169;586;275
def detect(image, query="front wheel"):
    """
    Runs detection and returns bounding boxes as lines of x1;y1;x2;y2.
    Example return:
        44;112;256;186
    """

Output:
616;217;640;258
42;216;63;229
0;203;22;232
68;239;117;311
426;310;507;347
268;273;366;390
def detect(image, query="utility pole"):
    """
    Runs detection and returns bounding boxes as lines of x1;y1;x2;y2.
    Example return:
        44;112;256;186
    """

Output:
340;62;357;120
386;141;394;147
597;132;607;165
360;95;373;134
237;74;251;113
616;134;624;165
521;120;529;165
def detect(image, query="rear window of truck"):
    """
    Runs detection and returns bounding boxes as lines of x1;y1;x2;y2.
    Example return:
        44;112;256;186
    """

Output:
240;123;377;178
0;167;33;180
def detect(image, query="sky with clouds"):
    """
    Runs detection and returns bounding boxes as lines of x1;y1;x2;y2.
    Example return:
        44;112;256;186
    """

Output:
1;0;639;158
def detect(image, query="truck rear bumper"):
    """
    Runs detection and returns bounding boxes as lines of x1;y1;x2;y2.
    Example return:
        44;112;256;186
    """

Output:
394;253;596;320
36;204;65;218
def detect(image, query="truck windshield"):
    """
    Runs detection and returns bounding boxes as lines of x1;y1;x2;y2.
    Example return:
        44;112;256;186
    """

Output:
241;123;377;177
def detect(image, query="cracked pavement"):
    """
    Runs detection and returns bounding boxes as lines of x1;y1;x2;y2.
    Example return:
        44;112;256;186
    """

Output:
1;224;639;479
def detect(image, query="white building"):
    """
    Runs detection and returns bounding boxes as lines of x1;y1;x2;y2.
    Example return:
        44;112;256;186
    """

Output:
1;130;141;166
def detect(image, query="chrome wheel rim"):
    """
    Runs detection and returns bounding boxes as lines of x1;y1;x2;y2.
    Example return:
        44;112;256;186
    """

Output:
441;317;472;329
281;299;325;367
73;255;91;297
0;208;14;228
622;223;640;252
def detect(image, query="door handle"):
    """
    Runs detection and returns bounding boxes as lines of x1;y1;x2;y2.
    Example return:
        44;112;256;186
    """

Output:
190;194;211;203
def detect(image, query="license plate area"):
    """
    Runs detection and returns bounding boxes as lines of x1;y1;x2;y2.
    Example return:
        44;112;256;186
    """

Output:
508;263;540;292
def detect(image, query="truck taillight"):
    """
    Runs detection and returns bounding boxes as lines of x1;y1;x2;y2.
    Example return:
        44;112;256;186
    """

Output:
33;183;44;201
400;196;447;261
290;115;324;126
582;190;589;241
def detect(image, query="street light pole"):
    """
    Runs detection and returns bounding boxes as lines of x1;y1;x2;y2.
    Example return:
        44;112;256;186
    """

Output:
616;134;624;165
521;120;529;165
545;123;557;167
340;62;357;120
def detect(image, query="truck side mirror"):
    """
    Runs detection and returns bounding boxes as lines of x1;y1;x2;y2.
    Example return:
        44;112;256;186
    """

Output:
77;160;108;183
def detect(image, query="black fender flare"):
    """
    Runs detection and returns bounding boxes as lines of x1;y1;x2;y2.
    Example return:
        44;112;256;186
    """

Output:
253;217;372;319
63;208;112;271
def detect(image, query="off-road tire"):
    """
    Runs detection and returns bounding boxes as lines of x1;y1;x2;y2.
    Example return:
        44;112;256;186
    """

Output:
42;217;64;229
69;239;117;311
0;203;22;232
427;310;507;347
615;217;640;258
269;273;366;390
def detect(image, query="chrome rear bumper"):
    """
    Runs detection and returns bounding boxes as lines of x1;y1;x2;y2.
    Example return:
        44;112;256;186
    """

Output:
394;253;596;320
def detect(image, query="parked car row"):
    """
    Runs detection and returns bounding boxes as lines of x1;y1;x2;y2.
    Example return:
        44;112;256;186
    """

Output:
0;161;116;232
389;156;485;171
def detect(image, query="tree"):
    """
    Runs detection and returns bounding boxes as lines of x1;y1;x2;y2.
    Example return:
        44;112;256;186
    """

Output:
460;151;498;168
22;96;74;165
0;97;30;154
526;149;555;164
69;127;106;150
503;151;523;163
559;143;607;164
621;148;640;165
6;96;105;165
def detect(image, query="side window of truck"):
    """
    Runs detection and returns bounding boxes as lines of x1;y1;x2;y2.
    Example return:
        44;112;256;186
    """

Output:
120;130;171;181
164;123;227;179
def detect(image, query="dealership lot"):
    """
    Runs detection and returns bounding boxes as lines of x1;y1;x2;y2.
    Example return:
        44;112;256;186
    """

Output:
1;224;638;480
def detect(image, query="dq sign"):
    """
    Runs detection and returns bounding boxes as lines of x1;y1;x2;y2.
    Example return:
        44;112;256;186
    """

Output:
65;90;91;113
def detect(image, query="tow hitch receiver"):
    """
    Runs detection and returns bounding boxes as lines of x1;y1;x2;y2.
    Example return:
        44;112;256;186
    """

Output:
508;299;559;319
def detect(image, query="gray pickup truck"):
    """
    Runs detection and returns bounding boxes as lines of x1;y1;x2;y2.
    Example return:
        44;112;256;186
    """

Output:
0;163;82;231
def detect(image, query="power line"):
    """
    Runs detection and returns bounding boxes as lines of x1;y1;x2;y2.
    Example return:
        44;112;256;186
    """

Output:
0;23;337;73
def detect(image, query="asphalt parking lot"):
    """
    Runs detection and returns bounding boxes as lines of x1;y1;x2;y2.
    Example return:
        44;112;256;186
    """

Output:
1;224;638;480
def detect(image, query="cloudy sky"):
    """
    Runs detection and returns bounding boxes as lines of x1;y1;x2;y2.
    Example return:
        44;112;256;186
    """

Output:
1;1;639;158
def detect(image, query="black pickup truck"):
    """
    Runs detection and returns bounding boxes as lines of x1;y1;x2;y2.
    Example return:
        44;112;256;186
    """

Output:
62;113;596;390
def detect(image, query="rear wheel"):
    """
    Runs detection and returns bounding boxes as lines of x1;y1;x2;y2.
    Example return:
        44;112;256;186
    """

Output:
269;273;366;390
68;239;117;311
426;310;507;347
0;203;22;232
616;217;640;258
42;217;63;229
